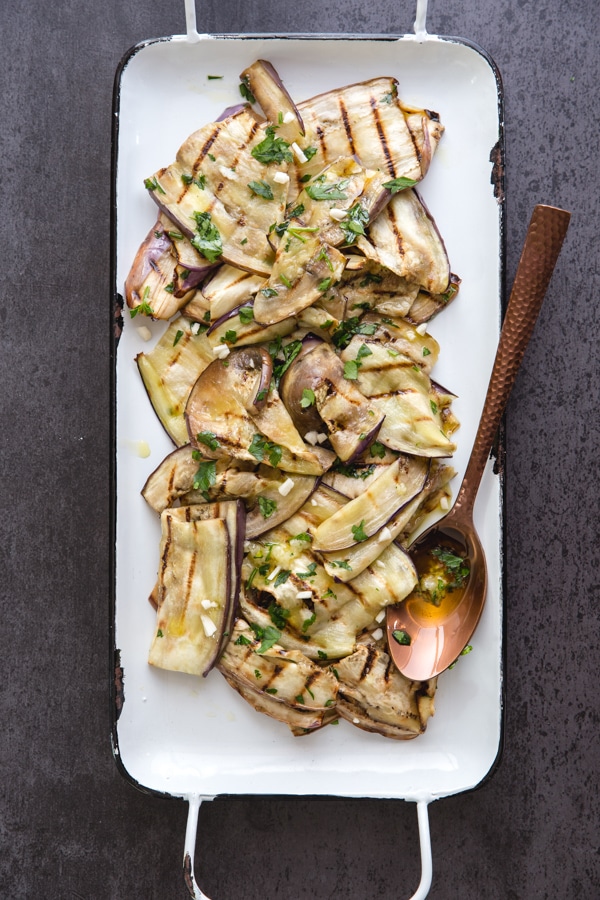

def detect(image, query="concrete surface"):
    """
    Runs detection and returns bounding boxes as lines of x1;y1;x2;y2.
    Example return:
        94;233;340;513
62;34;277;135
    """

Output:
1;1;598;897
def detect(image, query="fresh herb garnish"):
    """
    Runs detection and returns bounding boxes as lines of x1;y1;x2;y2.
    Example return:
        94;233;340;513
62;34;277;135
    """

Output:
330;560;352;571
235;633;252;646
297;562;317;579
222;329;238;344
248;180;274;200
331;317;377;350
143;176;165;194
331;459;375;480
302;612;316;633
305;179;349;201
239;77;256;104
261;287;279;298
423;347;431;357
239;306;254;324
339;202;368;245
318;277;332;292
291;532;312;543
318;650;328;660
265;687;278;695
382;176;418;193
343;360;359;380
164;282;175;293
248;434;283;467
301;388;315;408
258;496;278;519
351;520;369;543
196;431;220;451
173;329;184;347
251;125;293;165
392;629;412;646
249;623;281;654
268;602;290;627
369;441;386;458
192;460;216;496
191;211;223;262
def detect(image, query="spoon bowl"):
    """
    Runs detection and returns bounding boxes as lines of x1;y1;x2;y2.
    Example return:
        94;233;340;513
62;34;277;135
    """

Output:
387;204;571;681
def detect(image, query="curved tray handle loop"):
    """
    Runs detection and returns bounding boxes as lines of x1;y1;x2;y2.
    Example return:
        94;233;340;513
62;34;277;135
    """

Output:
183;0;430;41
183;795;433;899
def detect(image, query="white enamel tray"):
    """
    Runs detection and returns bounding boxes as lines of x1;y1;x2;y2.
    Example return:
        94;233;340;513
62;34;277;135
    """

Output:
110;4;505;897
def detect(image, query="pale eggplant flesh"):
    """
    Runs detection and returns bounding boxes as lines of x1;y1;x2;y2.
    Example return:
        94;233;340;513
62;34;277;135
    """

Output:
136;317;216;446
279;340;384;461
217;619;338;709
145;107;290;277
148;505;239;677
311;455;429;552
334;643;436;739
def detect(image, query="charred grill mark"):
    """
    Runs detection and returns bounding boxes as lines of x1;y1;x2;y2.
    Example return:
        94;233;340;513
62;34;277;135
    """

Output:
263;663;283;692
304;671;319;693
359;645;377;680
384;656;394;683
159;515;173;587
369;96;395;176
387;204;405;258
183;532;198;615
338;97;356;155
315;125;327;158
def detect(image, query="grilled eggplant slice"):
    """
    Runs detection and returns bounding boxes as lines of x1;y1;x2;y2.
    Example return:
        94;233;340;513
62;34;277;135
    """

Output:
288;77;423;202
206;302;295;348
335;643;436;739
357;189;450;294
406;274;461;324
148;514;232;677
312;456;429;552
193;263;267;322
254;235;347;325
221;671;325;731
146;107;290;277
218;620;338;709
136;317;215;445
185;348;328;475
279;341;384;461
239;59;305;136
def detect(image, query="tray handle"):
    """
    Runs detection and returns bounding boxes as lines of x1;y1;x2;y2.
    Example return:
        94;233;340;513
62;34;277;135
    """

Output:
182;0;429;40
182;795;433;899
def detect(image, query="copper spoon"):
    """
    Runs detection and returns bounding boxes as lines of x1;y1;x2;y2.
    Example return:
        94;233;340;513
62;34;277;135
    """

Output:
386;204;571;681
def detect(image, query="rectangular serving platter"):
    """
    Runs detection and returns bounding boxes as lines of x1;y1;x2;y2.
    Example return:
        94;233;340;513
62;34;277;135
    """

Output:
111;31;504;804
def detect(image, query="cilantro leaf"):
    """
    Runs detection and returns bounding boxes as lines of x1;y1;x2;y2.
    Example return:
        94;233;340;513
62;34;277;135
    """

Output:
300;388;315;408
192;460;216;495
248;180;274;200
258;496;278;519
268;602;290;627
191;211;223;263
251;126;293;165
196;431;220;451
351;520;369;543
382;176;417;194
392;629;412;646
305;180;349;201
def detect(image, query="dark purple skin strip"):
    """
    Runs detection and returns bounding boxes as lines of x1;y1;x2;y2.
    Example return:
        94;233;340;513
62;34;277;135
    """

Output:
206;302;253;335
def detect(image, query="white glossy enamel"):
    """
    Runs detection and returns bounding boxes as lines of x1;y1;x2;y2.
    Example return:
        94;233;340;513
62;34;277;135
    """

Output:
114;34;503;802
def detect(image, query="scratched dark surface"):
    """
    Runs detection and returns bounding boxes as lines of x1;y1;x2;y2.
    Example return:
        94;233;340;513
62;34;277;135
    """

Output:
1;1;598;898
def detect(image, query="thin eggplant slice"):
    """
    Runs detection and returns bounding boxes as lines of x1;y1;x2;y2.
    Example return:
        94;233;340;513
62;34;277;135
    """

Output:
358;189;450;294
287;77;422;202
312;456;429;552
136;317;215;446
146;107;290;277
239;60;305;136
195;263;267;322
125;219;195;319
406;274;461;324
221;670;325;731
335;643;436;739
218;620;338;710
148;514;232;677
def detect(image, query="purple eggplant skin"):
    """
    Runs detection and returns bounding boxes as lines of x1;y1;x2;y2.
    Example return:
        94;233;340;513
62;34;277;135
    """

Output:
240;59;305;135
212;500;247;669
278;333;326;433
216;103;248;122
124;221;173;308
206;302;253;336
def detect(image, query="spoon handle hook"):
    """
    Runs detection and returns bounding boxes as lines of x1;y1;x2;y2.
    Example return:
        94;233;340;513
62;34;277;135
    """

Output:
454;204;570;518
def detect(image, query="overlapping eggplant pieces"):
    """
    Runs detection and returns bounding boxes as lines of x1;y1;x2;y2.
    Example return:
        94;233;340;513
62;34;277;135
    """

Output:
132;60;461;739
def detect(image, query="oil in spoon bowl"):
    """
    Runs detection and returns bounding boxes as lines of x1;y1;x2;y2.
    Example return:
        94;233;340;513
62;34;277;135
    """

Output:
387;204;570;681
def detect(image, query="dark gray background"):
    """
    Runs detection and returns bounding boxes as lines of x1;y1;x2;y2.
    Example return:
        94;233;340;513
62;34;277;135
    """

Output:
1;1;598;898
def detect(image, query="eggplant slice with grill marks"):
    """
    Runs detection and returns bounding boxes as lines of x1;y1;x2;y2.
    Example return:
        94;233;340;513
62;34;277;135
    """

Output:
357;188;451;295
334;643;437;740
145;107;290;277
136;317;216;446
185;347;329;475
148;500;245;677
218;620;338;710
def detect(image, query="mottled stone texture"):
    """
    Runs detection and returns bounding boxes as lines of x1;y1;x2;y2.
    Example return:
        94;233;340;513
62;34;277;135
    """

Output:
0;1;597;898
